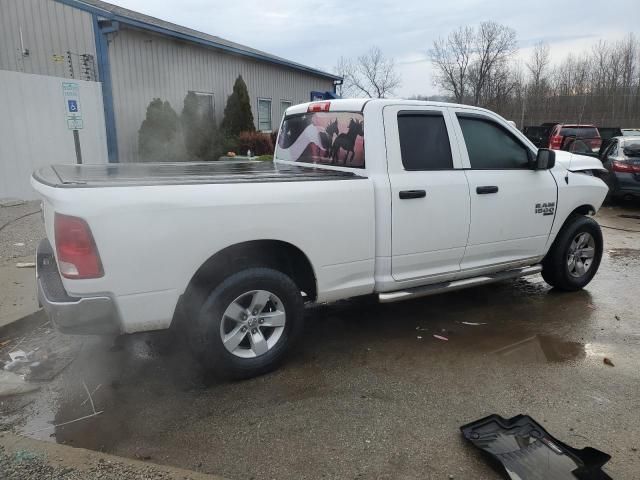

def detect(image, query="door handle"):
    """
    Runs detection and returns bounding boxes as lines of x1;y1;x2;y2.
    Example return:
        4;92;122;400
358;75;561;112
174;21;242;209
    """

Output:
399;189;426;199
476;186;499;194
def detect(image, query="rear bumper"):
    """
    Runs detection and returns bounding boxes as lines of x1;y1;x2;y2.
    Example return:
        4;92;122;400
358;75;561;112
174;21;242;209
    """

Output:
36;239;120;335
610;172;640;196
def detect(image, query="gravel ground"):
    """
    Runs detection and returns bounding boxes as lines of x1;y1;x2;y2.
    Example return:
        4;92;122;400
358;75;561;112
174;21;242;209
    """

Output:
0;201;44;262
0;447;182;480
0;435;221;480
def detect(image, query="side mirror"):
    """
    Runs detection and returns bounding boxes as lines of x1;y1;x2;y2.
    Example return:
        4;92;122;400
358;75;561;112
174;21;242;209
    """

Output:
534;148;555;170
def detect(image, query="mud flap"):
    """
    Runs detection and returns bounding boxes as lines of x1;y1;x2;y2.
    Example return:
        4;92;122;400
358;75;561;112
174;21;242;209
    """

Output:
461;414;611;480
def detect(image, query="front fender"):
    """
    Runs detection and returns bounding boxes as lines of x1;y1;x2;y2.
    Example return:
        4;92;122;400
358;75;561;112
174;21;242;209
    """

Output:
546;169;608;249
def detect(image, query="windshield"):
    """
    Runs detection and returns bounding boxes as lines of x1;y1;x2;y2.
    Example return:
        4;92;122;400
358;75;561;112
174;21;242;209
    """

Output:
275;111;365;168
559;126;599;138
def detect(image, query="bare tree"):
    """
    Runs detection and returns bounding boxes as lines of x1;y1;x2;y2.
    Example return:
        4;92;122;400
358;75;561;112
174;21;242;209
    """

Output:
619;34;638;118
429;22;516;105
429;25;640;126
468;22;517;105
335;47;401;98
429;26;474;102
526;41;551;91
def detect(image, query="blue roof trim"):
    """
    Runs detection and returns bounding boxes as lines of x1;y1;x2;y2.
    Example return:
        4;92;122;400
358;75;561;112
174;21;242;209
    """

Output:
54;0;341;81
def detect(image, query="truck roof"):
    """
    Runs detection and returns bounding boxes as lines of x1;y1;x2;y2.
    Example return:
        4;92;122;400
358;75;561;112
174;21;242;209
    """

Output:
33;162;366;188
286;98;495;115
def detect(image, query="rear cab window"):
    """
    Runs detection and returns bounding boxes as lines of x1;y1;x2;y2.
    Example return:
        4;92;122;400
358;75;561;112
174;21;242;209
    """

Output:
397;112;453;170
275;112;365;168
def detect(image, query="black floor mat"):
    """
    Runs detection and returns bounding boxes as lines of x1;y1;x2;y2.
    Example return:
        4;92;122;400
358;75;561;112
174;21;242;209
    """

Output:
461;414;612;480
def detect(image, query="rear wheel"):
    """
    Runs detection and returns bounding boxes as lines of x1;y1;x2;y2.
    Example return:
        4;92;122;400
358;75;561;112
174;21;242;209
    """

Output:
541;215;603;291
189;268;304;379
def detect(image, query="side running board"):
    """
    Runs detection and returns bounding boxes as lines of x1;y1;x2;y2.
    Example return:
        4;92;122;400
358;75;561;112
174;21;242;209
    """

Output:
378;265;542;303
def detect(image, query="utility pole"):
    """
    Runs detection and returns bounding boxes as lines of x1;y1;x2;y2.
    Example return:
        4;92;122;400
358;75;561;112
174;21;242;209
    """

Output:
520;85;527;129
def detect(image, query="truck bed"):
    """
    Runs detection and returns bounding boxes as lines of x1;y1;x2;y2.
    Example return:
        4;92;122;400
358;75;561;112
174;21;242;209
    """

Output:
33;161;364;188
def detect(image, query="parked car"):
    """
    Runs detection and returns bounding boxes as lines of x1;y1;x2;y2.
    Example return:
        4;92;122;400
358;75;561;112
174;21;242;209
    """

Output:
622;128;640;137
596;127;623;157
523;125;553;147
597;127;623;143
32;99;608;379
548;124;602;152
599;135;640;201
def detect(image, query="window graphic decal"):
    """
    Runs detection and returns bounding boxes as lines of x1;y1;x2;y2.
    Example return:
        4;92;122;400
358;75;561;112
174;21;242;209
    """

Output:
276;112;365;168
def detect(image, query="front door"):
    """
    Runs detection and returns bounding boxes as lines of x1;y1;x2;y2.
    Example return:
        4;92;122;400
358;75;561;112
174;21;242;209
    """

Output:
451;110;557;271
384;105;470;282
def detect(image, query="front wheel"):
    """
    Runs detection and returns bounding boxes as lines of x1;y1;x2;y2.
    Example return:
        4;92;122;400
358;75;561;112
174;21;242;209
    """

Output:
189;268;304;380
541;215;603;291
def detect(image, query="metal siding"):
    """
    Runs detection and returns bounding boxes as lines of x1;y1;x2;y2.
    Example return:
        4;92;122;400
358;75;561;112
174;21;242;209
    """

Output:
0;70;108;200
0;0;96;79
108;27;334;162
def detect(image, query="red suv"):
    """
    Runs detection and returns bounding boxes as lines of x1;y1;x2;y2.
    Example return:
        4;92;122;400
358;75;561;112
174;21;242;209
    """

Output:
548;124;602;152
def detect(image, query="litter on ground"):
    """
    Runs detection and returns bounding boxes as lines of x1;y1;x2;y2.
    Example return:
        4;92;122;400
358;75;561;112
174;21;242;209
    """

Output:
0;370;40;397
433;335;449;341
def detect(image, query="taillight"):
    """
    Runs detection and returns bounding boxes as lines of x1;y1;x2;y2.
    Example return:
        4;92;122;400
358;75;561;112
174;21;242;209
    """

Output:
54;213;103;279
549;135;563;149
612;161;640;173
308;101;331;112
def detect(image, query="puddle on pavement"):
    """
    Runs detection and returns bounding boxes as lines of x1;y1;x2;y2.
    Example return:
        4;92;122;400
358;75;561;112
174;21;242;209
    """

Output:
490;334;586;363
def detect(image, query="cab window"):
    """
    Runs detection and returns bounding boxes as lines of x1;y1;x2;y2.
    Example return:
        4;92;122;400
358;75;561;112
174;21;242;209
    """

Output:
397;112;453;170
457;115;530;169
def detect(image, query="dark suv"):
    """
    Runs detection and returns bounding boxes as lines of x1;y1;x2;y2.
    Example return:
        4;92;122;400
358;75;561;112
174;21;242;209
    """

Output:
599;136;640;201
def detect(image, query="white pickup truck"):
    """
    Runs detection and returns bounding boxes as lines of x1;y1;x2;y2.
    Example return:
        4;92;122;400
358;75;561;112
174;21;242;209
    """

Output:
32;99;608;379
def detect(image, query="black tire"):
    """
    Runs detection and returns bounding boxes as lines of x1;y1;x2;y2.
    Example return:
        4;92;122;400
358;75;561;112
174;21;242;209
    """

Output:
189;268;304;380
541;214;603;291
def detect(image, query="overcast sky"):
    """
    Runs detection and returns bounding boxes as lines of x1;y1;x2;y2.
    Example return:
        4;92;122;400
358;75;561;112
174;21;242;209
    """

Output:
109;0;638;96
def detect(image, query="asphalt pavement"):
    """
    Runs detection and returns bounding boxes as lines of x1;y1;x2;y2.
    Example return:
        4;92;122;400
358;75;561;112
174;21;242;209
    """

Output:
1;202;639;479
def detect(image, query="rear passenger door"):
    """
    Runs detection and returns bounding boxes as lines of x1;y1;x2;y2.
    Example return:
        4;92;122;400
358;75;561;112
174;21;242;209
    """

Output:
384;106;470;282
451;110;557;271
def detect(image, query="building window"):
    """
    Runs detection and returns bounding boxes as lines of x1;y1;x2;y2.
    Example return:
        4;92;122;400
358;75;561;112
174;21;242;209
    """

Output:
280;100;292;122
189;91;215;118
258;98;272;131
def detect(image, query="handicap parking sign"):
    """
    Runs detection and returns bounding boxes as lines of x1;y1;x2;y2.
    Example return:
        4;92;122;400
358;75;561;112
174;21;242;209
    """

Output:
62;82;83;129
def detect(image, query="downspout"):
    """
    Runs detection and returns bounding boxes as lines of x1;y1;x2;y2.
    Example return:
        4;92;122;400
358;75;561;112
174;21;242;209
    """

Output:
92;16;119;162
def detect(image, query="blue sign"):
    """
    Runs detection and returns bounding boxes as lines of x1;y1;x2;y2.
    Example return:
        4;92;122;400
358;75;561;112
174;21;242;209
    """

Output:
68;100;78;112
